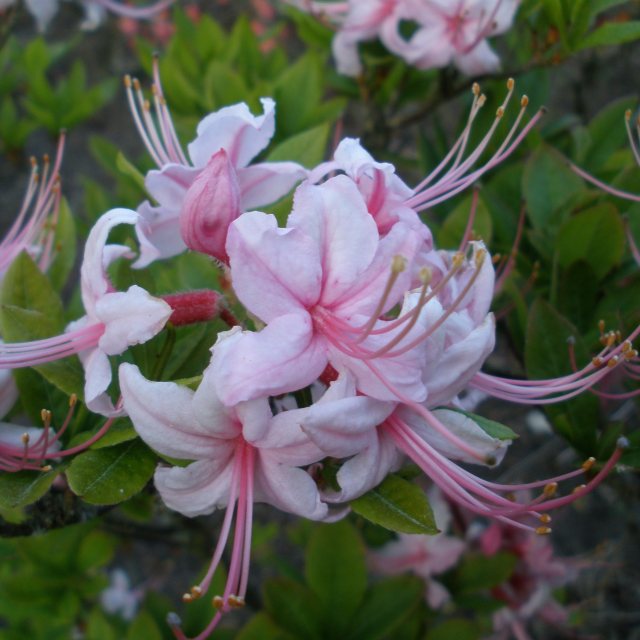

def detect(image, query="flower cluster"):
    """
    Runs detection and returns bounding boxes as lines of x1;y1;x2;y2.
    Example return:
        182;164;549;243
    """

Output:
287;0;519;76
0;65;635;639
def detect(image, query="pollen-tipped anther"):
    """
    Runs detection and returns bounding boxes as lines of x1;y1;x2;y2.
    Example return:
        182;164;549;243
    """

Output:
228;595;245;608
212;595;224;610
535;526;552;535
581;457;596;472
543;482;558;497
391;254;407;273
538;513;552;524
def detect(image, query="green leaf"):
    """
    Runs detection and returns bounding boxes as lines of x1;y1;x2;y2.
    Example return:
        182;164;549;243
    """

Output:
556;204;625;279
425;619;480;640
77;530;116;571
351;474;438;535
305;521;367;637
439;408;518;441
579;21;640;50
524;299;599;452
262;578;323;640
86;607;117;640
267;123;330;168
452;552;517;592
523;145;584;229
116;151;146;192
0;466;63;509
238;614;295;640
46;197;77;291
0;252;84;397
66;439;155;505
437;193;492;249
346;576;424;640
127;612;163;640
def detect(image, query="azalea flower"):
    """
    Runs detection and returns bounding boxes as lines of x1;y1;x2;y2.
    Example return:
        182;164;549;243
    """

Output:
0;208;172;415
13;0;176;32
479;521;581;640
287;0;519;76
370;486;467;608
125;66;306;267
119;351;328;640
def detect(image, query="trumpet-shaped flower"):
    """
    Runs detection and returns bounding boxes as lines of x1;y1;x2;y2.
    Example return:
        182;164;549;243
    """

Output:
120;353;327;639
125;68;306;267
0;209;171;415
212;174;433;406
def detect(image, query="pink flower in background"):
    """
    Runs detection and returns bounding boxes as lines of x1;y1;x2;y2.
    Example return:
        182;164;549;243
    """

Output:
0;209;171;416
125;68;306;267
479;521;581;640
288;0;519;76
370;487;467;608
120;352;328;639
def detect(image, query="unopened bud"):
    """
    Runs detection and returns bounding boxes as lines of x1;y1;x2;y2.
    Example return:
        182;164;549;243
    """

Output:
180;149;241;264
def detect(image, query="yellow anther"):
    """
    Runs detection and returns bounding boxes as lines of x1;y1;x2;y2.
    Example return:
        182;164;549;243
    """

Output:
592;356;603;368
182;594;193;603
572;484;587;494
40;465;52;472
624;349;638;360
212;596;224;610
626;109;632;121
123;75;132;88
143;99;151;112
507;77;515;90
21;433;30;445
472;82;480;96
538;513;552;524
190;586;202;599
581;457;596;472
543;482;558;497
43;154;49;164
478;94;487;107
622;340;632;354
40;408;52;425
391;255;407;274
535;526;552;535
30;156;37;167
419;267;432;285
520;95;529;108
474;248;486;268
132;78;141;91
69;393;78;407
606;355;619;369
496;106;505;118
452;252;465;269
228;595;245;608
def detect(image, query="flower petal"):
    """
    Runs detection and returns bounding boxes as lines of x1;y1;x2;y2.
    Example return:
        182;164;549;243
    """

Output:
238;162;307;210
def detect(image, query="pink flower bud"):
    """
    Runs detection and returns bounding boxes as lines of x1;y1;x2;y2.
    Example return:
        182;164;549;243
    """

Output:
179;149;241;263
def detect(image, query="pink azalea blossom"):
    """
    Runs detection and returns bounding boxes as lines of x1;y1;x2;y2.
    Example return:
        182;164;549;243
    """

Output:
119;351;328;639
289;0;519;76
13;0;175;31
212;174;432;406
125;68;306;267
0;208;171;415
370;486;467;608
479;521;581;640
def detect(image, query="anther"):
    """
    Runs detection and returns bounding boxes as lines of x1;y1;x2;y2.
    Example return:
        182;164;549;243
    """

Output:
606;355;619;369
143;100;151;112
30;156;37;168
478;94;487;107
624;349;638;360
391;255;407;273
212;596;224;610
40;408;52;425
123;75;132;88
40;465;52;472
474;248;486;268
496;106;505;118
520;95;529;108
69;393;78;408
626;109;632;121
581;457;596;472
535;526;552;535
228;595;245;608
538;513;552;524
543;482;558;497
598;319;605;334
572;484;586;494
507;77;515;90
592;356;603;368
182;593;193;603
452;252;465;269
472;82;480;96
621;340;632;354
132;78;141;91
418;267;432;285
492;253;502;264
21;433;30;445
